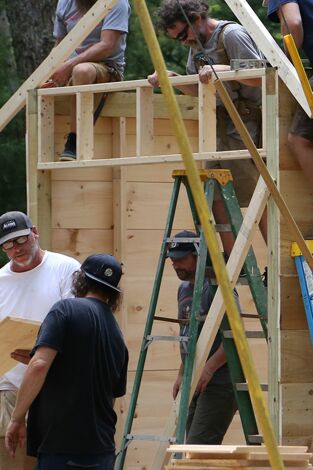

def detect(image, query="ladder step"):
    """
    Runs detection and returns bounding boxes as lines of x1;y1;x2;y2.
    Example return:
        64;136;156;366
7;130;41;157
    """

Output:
248;434;263;444
126;433;176;443
215;223;232;232
223;330;265;339
236;383;268;392
145;335;188;343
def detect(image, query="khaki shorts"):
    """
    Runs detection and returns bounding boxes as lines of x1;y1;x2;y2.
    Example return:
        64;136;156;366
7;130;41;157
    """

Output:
0;389;16;436
68;62;123;86
289;77;313;142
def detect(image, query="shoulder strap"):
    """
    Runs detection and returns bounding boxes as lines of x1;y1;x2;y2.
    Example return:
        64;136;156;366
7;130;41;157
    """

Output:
215;21;237;65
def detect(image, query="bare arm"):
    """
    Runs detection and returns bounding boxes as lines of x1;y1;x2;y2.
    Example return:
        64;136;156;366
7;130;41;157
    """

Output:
5;347;57;457
172;362;184;399
195;343;227;394
148;70;198;96
278;2;303;48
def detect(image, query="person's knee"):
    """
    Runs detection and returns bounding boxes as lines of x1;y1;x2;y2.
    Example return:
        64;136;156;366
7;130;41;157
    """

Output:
71;63;96;85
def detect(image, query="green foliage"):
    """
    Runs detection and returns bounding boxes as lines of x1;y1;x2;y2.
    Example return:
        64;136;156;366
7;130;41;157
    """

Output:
0;7;26;214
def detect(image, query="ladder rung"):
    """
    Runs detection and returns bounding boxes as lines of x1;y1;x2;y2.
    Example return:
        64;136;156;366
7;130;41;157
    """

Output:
126;433;176;443
209;277;249;286
166;236;200;243
236;383;268;392
215;223;232;232
248;434;263;444
223;330;265;339
145;335;189;343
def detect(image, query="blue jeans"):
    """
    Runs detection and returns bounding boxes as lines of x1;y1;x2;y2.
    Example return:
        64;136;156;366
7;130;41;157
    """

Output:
36;453;115;469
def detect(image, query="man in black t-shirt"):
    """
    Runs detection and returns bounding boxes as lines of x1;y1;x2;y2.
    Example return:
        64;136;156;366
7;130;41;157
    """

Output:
167;231;237;445
5;253;128;470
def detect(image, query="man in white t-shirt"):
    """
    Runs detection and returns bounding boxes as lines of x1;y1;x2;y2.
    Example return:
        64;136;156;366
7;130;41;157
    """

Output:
0;210;80;470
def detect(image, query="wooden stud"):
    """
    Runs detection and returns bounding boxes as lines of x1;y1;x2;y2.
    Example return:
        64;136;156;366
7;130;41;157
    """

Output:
198;81;216;154
77;92;94;160
265;69;281;440
136;87;154;157
38;96;55;163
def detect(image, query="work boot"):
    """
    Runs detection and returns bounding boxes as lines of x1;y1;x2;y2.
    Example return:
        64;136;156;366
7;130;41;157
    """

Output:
60;132;76;161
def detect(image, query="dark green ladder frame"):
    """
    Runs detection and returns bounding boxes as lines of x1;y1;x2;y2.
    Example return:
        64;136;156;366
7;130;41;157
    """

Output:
116;169;268;469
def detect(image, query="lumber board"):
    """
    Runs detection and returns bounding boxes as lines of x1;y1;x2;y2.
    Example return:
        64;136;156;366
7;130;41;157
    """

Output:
280;275;307;330
51;181;113;229
54;92;199;120
124;182;194;230
51;228;113;261
0;0;118;132
282;384;313;437
281;331;313;382
51;168;112;181
0;317;40;376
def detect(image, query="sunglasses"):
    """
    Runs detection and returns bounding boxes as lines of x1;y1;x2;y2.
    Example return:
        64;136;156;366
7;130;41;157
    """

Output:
174;23;189;42
2;235;30;251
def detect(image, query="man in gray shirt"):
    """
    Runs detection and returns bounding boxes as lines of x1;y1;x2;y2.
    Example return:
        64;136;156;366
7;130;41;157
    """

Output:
44;0;130;161
148;0;267;257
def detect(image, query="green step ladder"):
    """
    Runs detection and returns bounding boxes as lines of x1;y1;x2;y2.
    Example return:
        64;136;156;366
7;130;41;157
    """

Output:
116;169;268;469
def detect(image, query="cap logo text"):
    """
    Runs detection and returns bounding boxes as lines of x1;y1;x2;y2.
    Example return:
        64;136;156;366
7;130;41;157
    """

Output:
2;220;17;231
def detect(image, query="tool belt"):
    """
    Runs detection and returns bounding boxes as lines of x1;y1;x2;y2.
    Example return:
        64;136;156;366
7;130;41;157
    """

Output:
217;99;262;149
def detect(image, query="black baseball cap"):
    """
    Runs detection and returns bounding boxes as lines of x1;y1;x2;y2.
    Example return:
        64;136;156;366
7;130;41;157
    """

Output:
0;211;33;245
166;230;199;259
81;254;122;292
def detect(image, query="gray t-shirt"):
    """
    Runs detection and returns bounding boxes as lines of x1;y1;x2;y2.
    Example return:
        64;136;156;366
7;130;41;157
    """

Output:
53;0;130;72
178;279;231;385
186;21;264;144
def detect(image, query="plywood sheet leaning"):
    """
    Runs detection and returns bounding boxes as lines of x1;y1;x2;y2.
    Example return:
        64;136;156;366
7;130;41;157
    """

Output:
0;317;40;376
166;444;313;469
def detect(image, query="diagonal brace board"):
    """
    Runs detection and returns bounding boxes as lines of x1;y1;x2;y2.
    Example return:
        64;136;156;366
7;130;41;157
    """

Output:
223;0;311;117
151;177;270;470
0;0;118;133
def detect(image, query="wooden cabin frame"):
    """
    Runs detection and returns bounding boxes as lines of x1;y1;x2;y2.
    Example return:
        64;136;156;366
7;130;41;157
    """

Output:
0;0;313;467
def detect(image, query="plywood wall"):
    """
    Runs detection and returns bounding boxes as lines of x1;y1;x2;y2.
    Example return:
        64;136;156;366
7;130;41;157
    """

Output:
43;93;268;468
279;83;313;450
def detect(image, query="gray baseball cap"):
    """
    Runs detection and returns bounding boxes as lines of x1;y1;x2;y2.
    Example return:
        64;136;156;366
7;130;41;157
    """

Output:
0;211;33;245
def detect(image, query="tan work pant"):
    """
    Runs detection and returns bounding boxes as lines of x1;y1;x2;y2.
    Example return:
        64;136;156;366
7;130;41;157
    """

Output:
0;390;36;470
